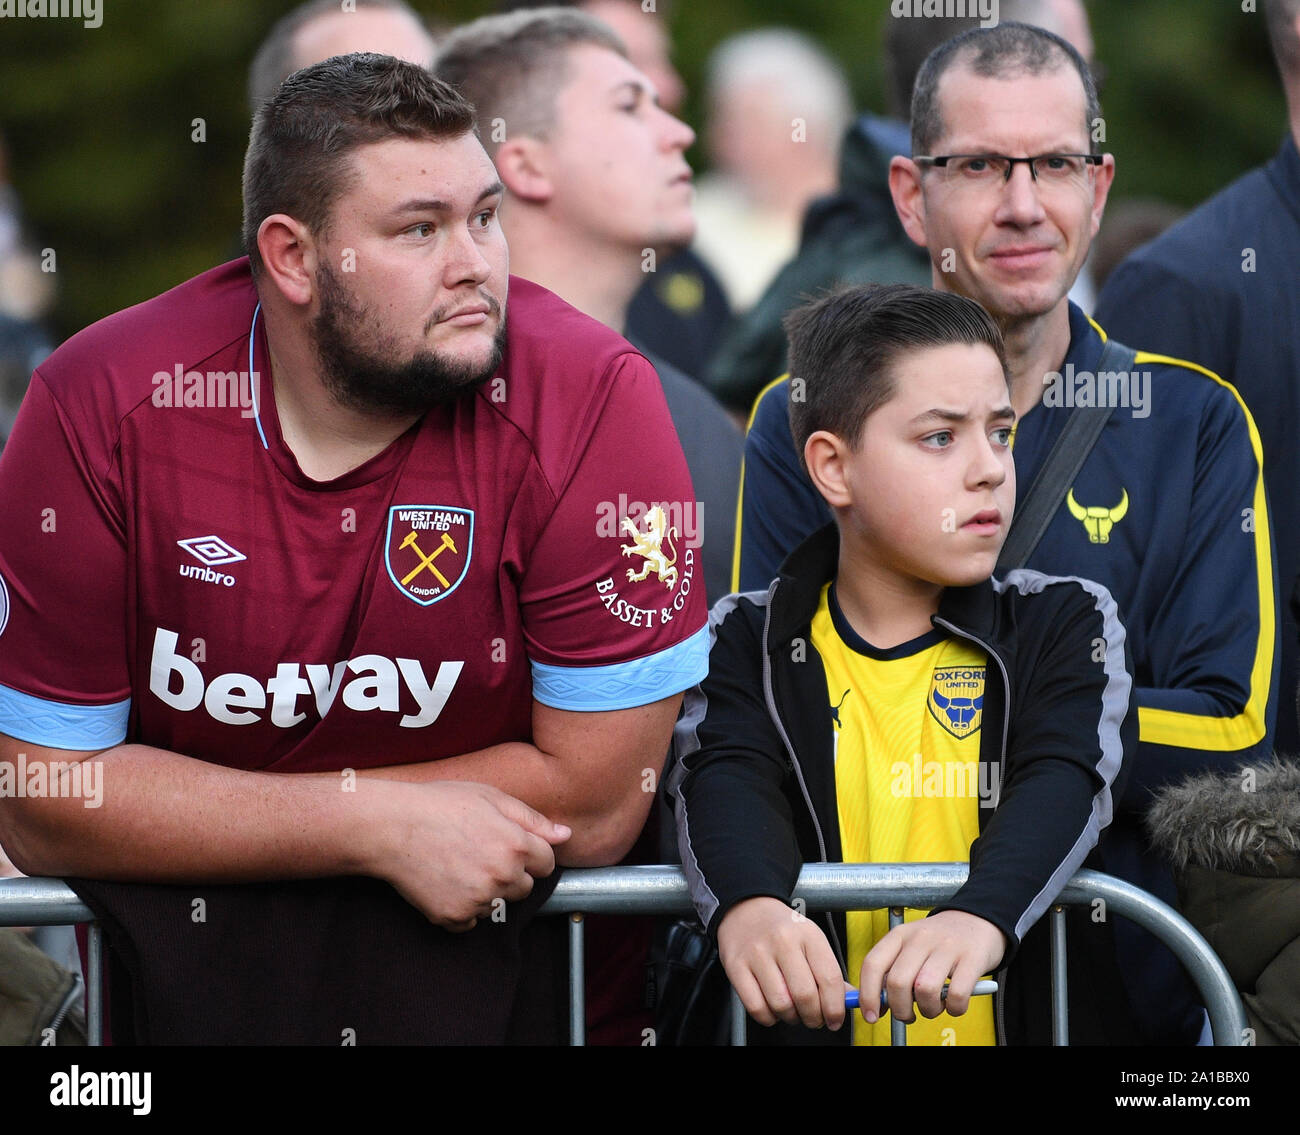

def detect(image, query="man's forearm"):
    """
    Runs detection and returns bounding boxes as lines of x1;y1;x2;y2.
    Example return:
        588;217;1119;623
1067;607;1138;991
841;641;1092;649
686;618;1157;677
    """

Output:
0;739;390;883
351;741;631;864
353;696;681;865
0;692;681;880
0;736;573;930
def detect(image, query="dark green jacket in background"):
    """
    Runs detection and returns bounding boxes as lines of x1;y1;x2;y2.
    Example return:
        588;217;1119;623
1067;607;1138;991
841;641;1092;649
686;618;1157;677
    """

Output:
704;114;931;414
0;928;86;1046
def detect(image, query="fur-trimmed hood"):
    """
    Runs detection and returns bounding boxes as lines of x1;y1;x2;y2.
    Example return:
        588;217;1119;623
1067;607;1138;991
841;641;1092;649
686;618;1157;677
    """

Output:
1147;756;1300;875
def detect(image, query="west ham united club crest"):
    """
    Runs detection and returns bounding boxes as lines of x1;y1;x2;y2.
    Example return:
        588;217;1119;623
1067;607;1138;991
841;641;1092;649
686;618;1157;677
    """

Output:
384;506;473;606
928;665;985;740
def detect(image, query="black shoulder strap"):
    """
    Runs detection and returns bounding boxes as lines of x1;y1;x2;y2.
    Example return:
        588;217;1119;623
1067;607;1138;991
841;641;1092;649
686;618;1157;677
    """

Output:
996;337;1136;573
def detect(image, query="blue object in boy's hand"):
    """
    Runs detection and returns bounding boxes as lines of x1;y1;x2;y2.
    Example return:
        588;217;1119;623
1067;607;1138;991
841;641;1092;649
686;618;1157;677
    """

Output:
845;980;999;1014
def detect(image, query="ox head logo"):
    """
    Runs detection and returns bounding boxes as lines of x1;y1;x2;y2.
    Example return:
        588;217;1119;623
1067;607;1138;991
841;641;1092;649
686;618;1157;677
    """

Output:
928;667;985;740
1067;488;1129;544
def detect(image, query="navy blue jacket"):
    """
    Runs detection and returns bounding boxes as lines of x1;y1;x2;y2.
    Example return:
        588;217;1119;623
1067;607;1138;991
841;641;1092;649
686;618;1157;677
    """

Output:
735;303;1278;1042
1096;133;1300;754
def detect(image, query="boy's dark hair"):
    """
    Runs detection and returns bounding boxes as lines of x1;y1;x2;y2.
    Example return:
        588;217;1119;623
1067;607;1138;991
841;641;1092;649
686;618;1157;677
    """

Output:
241;53;476;277
785;283;1007;470
911;21;1100;156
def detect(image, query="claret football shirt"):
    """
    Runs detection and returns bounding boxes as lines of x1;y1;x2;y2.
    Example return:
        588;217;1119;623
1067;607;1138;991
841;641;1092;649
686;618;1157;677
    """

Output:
0;261;707;771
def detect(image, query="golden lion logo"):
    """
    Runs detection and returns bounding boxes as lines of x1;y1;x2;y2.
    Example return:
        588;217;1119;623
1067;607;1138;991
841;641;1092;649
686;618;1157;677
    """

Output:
621;506;679;590
1067;488;1128;544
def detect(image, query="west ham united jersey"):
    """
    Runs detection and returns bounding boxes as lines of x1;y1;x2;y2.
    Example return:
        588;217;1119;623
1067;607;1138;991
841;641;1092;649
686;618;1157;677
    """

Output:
0;261;707;771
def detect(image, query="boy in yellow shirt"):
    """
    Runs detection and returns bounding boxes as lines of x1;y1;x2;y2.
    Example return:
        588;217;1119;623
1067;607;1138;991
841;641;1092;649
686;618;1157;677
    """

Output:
668;283;1135;1044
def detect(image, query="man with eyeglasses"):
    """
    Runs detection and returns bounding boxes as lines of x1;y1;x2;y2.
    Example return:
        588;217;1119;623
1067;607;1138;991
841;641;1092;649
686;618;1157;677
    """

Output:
735;21;1275;1045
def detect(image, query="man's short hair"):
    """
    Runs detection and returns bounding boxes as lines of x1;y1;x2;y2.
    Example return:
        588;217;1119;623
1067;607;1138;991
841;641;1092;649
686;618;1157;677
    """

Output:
433;8;626;153
786;284;1008;470
241;53;476;277
247;0;431;112
910;21;1100;156
1265;0;1300;81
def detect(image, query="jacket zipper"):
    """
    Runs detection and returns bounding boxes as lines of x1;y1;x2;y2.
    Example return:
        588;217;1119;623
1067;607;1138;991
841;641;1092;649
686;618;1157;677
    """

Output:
932;616;1011;1048
44;972;82;1037
760;593;848;973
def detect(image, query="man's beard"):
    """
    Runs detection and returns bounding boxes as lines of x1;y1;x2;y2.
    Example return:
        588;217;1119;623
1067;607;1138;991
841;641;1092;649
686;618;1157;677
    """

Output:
311;262;506;416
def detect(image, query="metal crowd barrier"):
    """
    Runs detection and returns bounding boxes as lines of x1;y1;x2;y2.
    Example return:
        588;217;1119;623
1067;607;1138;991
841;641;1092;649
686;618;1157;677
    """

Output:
0;863;1248;1046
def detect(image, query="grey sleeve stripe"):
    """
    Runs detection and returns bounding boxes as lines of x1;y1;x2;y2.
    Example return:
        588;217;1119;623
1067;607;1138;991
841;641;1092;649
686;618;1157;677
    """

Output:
667;587;773;930
993;569;1131;940
669;675;721;927
674;771;721;930
669;587;771;765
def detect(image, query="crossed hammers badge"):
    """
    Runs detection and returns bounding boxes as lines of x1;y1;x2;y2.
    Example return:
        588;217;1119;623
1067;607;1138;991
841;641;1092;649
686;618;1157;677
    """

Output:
399;529;458;587
384;506;474;606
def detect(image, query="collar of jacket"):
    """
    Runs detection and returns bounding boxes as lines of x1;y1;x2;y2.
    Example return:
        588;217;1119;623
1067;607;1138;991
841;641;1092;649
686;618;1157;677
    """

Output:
765;522;999;651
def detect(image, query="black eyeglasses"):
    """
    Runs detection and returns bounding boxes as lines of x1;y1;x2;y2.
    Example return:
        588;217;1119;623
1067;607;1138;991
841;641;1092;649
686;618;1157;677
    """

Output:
913;153;1103;187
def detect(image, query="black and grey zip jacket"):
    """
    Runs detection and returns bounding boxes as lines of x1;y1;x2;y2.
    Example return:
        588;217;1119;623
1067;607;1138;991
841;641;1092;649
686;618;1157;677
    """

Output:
666;523;1137;1044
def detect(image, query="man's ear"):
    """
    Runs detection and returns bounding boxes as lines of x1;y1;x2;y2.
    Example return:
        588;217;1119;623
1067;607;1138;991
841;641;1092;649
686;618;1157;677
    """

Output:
889;155;929;251
494;136;554;205
805;430;852;511
1088;152;1116;238
257;214;317;307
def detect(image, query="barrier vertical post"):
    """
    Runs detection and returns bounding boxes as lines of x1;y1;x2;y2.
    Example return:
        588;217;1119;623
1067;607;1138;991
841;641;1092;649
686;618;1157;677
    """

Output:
730;987;748;1046
1050;905;1068;1045
569;913;584;1047
888;906;906;1047
87;923;103;1047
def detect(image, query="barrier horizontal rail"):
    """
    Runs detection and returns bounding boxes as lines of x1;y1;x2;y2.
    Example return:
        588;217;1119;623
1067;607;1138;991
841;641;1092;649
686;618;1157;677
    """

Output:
0;864;1248;1046
542;864;1248;1046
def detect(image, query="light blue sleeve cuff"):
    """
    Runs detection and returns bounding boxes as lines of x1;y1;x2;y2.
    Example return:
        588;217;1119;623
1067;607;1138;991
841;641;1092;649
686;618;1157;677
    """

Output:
0;682;130;750
531;624;710;711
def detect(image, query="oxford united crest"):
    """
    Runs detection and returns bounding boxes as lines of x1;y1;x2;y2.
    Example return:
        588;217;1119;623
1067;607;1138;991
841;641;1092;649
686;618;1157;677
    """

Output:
928;666;985;740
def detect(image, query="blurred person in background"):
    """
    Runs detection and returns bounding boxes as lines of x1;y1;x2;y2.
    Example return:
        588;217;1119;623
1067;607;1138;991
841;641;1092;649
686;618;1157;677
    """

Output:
692;28;852;314
499;0;734;381
246;0;439;111
584;0;685;113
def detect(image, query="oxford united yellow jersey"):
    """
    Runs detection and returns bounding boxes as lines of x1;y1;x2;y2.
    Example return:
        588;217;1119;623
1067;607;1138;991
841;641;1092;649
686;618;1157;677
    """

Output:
810;582;996;1046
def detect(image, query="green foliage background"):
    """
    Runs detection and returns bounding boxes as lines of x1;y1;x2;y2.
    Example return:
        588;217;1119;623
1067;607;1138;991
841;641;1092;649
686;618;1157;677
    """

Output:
0;0;1286;341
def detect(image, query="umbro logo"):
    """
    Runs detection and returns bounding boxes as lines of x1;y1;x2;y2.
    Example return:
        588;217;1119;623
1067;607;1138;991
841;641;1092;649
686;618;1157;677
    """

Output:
177;535;245;588
177;535;246;566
